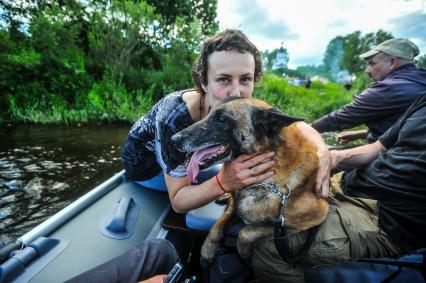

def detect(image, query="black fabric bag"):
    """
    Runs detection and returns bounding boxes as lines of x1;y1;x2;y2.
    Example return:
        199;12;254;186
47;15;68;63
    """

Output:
203;216;253;283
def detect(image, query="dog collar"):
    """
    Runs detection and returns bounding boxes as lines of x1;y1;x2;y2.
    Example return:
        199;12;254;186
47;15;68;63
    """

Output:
247;182;292;227
275;184;292;227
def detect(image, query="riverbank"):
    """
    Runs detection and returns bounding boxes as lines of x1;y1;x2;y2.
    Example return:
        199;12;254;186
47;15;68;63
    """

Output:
2;75;355;126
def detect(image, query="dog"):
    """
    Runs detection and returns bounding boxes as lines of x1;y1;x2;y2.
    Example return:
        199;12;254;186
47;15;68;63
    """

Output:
171;97;329;265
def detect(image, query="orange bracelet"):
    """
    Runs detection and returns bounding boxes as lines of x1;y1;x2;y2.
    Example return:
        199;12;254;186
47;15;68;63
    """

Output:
215;175;227;194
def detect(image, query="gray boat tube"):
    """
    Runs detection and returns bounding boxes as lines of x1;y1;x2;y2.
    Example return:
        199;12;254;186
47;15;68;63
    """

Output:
17;170;126;246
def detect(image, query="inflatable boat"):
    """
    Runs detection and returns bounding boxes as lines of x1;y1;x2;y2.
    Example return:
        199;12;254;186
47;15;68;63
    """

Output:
0;171;424;282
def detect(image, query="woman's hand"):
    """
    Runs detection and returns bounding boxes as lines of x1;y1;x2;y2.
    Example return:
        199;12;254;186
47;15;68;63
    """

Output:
217;151;276;191
315;146;332;198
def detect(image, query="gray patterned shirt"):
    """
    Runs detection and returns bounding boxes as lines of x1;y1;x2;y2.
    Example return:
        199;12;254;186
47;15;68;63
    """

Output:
121;90;194;180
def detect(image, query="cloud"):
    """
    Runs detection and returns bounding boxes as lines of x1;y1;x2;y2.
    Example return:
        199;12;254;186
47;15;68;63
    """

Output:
389;11;426;55
327;19;348;29
291;54;323;67
218;0;426;66
222;0;298;40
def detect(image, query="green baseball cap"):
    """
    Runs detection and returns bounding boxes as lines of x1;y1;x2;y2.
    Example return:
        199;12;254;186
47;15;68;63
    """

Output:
359;38;420;61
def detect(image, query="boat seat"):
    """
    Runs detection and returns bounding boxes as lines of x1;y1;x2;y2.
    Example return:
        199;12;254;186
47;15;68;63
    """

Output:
185;201;226;231
160;165;224;233
161;200;226;235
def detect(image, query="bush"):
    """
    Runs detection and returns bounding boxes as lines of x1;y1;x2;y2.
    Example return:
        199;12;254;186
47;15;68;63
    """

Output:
255;73;353;122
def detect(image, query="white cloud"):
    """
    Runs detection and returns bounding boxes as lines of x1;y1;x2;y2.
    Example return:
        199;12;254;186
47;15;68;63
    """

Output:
217;0;426;68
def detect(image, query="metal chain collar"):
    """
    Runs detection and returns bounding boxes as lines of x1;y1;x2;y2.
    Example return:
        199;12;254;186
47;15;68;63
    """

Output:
247;182;292;227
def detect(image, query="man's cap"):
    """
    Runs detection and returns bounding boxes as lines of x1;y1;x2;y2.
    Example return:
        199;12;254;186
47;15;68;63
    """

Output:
359;38;420;61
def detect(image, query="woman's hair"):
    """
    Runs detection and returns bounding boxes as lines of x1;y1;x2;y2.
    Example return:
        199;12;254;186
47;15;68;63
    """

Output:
192;29;263;95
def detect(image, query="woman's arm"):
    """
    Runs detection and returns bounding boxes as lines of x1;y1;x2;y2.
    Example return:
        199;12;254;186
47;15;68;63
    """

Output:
295;122;331;198
165;152;276;213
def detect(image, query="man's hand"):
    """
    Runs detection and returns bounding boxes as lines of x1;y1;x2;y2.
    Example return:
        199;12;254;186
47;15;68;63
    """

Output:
336;130;368;143
330;141;385;169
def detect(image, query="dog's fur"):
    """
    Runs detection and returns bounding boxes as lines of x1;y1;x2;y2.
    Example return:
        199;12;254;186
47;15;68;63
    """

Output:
172;98;329;265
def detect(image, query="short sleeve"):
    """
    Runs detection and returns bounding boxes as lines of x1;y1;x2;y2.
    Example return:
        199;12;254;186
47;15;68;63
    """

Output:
154;95;193;177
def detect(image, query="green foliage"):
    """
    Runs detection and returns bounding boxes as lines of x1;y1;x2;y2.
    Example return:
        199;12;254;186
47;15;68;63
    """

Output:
417;54;426;68
340;30;393;75
295;64;331;81
323;36;344;80
146;0;218;35
0;0;216;124
352;73;373;93
255;73;353;122
322;30;394;78
295;29;394;82
0;1;406;126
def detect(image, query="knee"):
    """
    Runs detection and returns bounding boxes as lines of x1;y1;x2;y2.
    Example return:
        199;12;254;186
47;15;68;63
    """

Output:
126;238;180;275
251;240;304;283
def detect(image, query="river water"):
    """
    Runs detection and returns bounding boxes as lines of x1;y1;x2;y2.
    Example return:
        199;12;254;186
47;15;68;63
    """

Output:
0;124;130;244
0;124;362;245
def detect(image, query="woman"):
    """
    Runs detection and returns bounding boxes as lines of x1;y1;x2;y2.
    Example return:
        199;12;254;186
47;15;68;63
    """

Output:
121;29;276;213
122;29;330;213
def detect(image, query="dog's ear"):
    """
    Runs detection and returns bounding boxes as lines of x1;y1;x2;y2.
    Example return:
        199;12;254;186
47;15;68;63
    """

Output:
253;107;304;138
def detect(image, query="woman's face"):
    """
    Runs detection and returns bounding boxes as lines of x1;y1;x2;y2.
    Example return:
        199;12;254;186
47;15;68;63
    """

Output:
202;50;255;107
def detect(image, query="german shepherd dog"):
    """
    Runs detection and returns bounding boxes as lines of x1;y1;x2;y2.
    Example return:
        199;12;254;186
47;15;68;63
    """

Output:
172;98;329;265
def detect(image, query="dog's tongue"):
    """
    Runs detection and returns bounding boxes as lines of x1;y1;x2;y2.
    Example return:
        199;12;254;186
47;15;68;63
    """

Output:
187;145;221;183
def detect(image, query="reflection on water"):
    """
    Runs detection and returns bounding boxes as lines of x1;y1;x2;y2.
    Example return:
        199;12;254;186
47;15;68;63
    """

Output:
0;124;130;244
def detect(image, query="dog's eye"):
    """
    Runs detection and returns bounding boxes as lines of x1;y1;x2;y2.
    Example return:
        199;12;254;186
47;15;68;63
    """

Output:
217;115;225;123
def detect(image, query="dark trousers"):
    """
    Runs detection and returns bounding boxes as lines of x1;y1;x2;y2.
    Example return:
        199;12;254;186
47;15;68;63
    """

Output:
66;239;179;283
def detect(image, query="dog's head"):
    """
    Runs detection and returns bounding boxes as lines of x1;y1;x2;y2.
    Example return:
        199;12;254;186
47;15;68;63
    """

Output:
172;98;304;182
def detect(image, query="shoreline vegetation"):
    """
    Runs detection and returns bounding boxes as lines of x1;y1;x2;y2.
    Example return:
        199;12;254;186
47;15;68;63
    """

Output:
3;1;424;126
3;74;355;126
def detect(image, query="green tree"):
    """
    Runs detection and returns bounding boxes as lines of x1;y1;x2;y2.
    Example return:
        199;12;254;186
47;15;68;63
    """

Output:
340;30;393;75
296;64;330;80
146;0;218;35
417;54;426;68
0;0;219;123
323;36;344;78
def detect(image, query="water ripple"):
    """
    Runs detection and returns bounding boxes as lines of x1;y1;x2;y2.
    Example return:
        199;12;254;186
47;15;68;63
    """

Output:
0;124;129;244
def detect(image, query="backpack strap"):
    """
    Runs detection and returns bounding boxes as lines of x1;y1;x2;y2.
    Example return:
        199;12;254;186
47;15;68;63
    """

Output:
273;189;319;263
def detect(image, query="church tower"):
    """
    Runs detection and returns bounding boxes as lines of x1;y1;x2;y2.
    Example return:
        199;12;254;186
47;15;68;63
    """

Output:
272;42;288;70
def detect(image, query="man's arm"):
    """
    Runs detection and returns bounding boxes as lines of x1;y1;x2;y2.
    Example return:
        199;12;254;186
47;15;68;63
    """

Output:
312;85;392;133
330;140;386;169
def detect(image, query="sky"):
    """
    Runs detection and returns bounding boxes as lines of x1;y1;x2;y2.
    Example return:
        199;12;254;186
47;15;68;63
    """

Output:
216;0;426;69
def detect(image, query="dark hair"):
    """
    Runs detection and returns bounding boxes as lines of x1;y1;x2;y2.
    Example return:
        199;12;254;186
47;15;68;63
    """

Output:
192;29;263;95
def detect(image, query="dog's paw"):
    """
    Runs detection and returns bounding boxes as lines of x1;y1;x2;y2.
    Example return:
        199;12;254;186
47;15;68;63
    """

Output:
200;241;219;267
236;241;251;259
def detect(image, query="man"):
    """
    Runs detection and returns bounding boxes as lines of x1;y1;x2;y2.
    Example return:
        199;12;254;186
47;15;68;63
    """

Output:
250;94;426;283
312;38;426;143
65;239;179;283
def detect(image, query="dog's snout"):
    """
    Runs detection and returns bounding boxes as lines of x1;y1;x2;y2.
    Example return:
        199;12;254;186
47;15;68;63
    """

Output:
171;133;183;145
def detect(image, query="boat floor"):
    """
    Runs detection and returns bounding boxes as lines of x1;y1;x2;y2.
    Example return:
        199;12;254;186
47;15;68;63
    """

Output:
29;175;175;282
